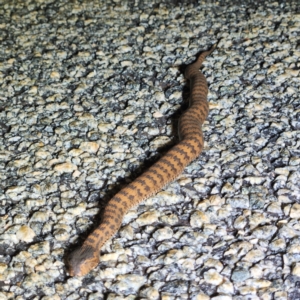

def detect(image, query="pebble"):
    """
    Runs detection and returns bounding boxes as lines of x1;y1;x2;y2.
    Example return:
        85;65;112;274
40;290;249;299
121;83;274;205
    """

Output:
243;249;266;263
203;269;224;285
30;211;50;223
111;274;146;295
269;239;286;252
273;291;288;300
231;267;250;282
28;241;50;256
217;280;234;295
245;279;271;288
190;211;210;228
267;202;282;214
139;286;160;300
79;142;99;153
252;225;277;239
194;294;210;300
16;225;36;243
292;263;300;276
136;211;159;226
153;227;173;241
290;203;300;219
53;162;77;173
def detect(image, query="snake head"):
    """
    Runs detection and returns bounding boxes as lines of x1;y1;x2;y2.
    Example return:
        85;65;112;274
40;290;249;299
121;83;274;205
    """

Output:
67;245;100;277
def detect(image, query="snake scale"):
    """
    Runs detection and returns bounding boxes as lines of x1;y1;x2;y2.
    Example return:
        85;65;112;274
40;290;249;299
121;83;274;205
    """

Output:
67;43;217;276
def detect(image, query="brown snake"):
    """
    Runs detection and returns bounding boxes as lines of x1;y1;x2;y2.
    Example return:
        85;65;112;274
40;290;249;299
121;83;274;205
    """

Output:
67;43;218;276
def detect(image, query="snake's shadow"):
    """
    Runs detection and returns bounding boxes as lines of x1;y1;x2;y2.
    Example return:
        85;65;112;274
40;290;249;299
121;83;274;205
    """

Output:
64;61;197;276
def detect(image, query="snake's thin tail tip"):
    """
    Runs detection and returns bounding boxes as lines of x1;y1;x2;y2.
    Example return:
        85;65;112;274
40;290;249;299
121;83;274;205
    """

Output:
193;39;220;68
209;38;222;54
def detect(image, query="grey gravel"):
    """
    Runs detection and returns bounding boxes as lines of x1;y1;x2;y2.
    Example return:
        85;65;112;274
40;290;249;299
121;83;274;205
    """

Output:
0;0;300;299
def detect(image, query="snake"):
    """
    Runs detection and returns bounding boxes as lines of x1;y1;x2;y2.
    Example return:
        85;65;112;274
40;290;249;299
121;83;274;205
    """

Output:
67;42;218;277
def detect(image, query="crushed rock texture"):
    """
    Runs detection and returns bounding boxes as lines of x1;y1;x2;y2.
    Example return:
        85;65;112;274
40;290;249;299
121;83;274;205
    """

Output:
0;0;300;299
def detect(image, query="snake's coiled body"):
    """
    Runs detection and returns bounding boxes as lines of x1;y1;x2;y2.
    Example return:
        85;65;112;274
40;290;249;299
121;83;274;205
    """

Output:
67;43;217;277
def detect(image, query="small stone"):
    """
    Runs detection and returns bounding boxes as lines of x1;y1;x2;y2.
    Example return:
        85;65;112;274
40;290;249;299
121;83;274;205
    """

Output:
123;114;136;123
88;292;104;300
178;258;195;271
152;191;183;206
288;244;300;254
68;203;86;216
279;224;298;239
153;111;164;118
75;83;88;93
6;185;26;194
98;123;116;132
28;241;50;255
69;149;84;156
111;274;146;295
227;195;249;209
54;228;70;241
0;263;7;273
169;90;181;100
136;255;151;267
153;227;173;241
136;211;159;226
50;71;60;79
239;285;257;295
16;225;36;242
194;183;208;193
233;215;247;230
190;211;210;227
221;182;235;194
269;239;286;252
267;202;282;214
209;195;225;206
292;263;300;276
120;60;133;67
117;45;132;53
54;162;77;173
43;182;58;195
248;176;267;184
243;249;265;263
248;213;268;229
204;258;223;272
194;293;210;300
79;142;99;153
160;214;178;226
28;86;38;94
245;279;271;288
164;249;185;264
119;225;134;240
231;267;250;282
154;91;165;102
252;225;277;239
274;168;289;176
140;286;160;300
161;280;188;294
150;136;172;149
203;269;223;285
217;280;234;295
30;211;49;222
101;253;119;262
290;203;300;218
273;291;288;300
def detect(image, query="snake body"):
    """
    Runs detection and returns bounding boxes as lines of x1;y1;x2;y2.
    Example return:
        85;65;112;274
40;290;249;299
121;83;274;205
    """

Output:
67;43;217;276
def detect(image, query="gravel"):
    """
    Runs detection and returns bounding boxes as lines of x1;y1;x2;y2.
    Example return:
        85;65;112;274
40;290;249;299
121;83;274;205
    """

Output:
0;0;300;299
